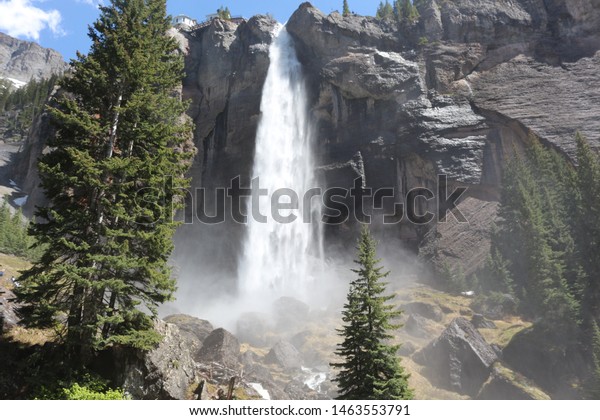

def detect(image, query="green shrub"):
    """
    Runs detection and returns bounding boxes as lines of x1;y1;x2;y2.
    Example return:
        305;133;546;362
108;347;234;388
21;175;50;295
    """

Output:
33;372;127;400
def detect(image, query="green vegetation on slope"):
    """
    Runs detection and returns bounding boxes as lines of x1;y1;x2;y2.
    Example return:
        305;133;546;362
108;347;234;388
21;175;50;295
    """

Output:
0;76;59;141
0;202;44;261
481;133;600;396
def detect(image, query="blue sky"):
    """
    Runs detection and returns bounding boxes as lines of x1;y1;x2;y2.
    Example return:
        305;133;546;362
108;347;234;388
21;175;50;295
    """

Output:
0;0;384;61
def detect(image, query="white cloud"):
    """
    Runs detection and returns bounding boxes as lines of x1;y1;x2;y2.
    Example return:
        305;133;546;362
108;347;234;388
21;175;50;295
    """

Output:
77;0;103;7
0;0;63;40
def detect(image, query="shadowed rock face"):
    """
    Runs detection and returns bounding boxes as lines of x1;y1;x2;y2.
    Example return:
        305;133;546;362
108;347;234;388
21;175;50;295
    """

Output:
197;328;241;369
413;317;498;396
110;320;199;400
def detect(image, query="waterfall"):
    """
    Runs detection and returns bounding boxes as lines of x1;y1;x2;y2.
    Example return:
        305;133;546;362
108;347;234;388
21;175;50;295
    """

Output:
237;26;322;300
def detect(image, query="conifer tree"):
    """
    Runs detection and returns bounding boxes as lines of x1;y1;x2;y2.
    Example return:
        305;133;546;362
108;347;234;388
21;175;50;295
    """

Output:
394;0;419;24
332;226;413;400
574;133;600;322
588;321;600;399
16;0;193;363
217;6;231;20
491;138;579;325
376;1;395;20
343;0;351;17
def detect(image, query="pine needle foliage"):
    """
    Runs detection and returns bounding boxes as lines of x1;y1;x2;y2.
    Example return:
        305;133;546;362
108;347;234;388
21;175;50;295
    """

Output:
332;225;413;400
16;0;194;363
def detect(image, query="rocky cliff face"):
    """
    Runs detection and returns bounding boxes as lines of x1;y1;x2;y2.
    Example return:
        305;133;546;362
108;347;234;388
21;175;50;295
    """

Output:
168;0;600;276
0;32;66;84
10;0;600;275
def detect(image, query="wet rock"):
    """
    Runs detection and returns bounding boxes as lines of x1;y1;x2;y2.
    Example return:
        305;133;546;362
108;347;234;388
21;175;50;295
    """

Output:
413;317;498;396
284;379;321;400
273;297;309;331
236;312;272;347
197;328;241;369
264;340;303;370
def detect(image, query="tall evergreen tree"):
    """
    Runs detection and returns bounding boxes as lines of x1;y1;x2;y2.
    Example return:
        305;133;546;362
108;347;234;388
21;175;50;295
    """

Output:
376;1;394;20
217;6;231;20
343;0;351;17
394;0;419;24
588;321;600;399
16;0;193;363
492;138;578;326
573;133;600;323
332;226;413;400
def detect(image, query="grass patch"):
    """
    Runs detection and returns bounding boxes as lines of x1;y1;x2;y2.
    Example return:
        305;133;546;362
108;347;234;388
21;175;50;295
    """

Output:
4;326;57;347
480;319;532;348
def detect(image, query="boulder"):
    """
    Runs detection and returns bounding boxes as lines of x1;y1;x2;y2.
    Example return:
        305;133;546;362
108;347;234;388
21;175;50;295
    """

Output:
413;317;498;396
163;314;213;346
472;313;496;329
283;379;321;400
236;312;273;347
290;330;312;350
264;340;303;370
477;363;551;400
502;326;587;398
401;301;444;322
272;297;309;331
405;313;431;338
197;328;240;369
0;286;18;332
112;320;198;400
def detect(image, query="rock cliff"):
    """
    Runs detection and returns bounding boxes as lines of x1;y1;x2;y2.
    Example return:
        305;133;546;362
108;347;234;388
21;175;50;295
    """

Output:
10;0;600;275
167;0;600;276
0;32;66;84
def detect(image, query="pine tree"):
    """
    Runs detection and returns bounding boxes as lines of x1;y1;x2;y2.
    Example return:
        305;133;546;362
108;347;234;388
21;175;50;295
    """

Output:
16;0;193;363
395;0;419;24
217;6;231;20
588;322;600;399
490;138;579;326
573;133;600;323
343;0;351;17
332;226;413;400
376;1;394;20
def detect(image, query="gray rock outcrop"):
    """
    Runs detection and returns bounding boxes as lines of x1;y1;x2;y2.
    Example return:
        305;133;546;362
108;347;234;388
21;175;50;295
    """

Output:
413;317;498;395
0;31;67;84
197;327;241;368
115;320;198;400
264;340;303;370
8;1;600;289
0;286;18;332
163;314;213;358
476;363;551;400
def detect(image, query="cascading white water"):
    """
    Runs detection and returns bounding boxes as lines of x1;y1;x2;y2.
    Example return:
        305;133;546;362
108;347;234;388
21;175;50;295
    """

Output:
237;26;322;300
